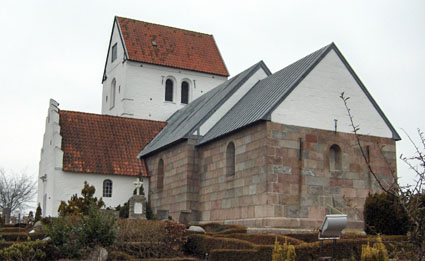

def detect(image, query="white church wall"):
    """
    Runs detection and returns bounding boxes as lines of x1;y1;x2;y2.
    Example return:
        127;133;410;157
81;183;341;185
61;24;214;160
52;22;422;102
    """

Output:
271;49;393;138
102;20;127;117
122;61;227;121
198;67;269;135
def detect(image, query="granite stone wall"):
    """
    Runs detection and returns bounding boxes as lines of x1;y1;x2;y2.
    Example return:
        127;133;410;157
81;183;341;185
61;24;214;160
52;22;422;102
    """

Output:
144;121;396;229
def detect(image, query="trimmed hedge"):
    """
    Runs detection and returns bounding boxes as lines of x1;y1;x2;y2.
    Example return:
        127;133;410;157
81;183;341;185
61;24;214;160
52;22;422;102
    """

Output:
0;227;27;233
0;232;29;241
198;223;247;234
216;233;304;246
184;234;254;257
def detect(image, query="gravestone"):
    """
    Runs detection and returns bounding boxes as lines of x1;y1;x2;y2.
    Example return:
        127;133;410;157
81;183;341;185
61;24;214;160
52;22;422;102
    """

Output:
157;209;169;220
129;178;147;219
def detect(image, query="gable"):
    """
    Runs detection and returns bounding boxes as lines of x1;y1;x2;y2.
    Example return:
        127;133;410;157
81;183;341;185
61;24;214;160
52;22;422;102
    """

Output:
102;18;127;83
115;17;229;77
270;48;399;139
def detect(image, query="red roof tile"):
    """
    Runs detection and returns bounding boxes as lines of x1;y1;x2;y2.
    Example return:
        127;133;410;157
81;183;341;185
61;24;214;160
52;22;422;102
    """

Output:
59;110;165;176
117;16;229;77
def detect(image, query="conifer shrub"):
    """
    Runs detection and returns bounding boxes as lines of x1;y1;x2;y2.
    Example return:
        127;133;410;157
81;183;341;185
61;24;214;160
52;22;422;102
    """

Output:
364;192;409;235
34;204;42;223
0;240;51;261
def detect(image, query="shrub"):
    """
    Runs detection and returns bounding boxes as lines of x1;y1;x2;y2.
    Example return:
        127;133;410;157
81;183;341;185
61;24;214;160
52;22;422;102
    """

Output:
364;192;409;235
184;234;254;257
199;223;247;234
47;204;117;259
361;235;389;261
216;233;303;246
146;201;154;220
58;181;105;216
272;237;296;261
108;250;133;260
34;204;42;224
0;240;50;261
115;201;129;218
114;219;187;258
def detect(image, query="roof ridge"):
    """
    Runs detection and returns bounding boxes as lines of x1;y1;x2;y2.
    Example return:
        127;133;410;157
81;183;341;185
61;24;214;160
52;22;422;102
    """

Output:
59;110;166;124
116;16;213;37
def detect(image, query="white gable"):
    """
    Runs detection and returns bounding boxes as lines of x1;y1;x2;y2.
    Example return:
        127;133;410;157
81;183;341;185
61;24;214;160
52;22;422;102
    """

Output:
198;67;269;136
271;49;394;138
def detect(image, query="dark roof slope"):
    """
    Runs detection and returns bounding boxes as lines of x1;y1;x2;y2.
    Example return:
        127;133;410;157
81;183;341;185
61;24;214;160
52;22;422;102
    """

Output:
199;42;400;144
116;16;229;76
138;61;271;157
60;111;165;176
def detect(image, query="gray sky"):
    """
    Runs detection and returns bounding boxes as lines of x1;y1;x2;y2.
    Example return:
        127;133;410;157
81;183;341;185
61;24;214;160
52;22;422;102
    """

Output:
1;0;424;189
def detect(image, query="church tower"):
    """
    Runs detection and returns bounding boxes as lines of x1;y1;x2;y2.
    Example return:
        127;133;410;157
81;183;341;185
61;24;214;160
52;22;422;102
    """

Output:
101;17;229;121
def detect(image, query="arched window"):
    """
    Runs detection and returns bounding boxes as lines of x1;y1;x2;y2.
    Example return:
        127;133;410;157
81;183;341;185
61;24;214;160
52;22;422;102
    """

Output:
165;79;173;102
157;159;164;190
110;78;116;109
329;144;342;171
181;81;189;104
103;179;113;197
226;142;236;176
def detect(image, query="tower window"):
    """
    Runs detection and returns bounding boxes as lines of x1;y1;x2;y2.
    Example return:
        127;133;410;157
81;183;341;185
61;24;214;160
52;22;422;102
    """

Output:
157;159;164;190
165;79;173;102
103;179;112;197
111;43;117;62
226;142;236;176
181;81;189;104
110;79;116;109
329;144;342;171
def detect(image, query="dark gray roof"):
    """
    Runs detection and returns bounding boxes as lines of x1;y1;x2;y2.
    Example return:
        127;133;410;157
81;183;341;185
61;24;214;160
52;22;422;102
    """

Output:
138;61;271;157
198;42;400;145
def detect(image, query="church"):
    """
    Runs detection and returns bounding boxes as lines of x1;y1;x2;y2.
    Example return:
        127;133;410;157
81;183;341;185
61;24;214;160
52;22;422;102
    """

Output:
38;16;399;229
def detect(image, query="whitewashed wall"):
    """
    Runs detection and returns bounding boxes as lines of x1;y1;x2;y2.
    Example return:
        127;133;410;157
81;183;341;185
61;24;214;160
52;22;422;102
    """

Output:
38;100;149;217
271;49;393;138
102;20;227;121
198;67;269;135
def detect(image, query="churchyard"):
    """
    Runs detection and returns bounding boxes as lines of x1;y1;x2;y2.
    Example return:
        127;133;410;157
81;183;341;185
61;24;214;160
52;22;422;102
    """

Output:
0;182;420;261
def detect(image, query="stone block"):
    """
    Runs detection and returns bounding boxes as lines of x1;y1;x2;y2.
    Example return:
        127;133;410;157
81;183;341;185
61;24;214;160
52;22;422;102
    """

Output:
307;185;323;195
301;168;315;176
273;165;292;174
284;205;308;218
249;185;257;195
305;176;329;186
272;130;287;139
278;139;299;150
353;180;368;189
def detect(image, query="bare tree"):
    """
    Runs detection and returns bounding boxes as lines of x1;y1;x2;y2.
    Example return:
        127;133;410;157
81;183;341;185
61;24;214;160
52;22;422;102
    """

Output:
0;168;37;214
340;93;425;261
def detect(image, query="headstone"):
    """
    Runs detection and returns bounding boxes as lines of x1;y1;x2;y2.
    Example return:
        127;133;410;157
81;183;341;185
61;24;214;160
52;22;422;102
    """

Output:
157;209;169;220
129;178;147;219
188;225;206;233
2;208;10;224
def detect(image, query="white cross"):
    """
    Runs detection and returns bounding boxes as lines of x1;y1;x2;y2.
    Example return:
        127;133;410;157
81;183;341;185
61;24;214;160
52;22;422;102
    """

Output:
133;178;143;195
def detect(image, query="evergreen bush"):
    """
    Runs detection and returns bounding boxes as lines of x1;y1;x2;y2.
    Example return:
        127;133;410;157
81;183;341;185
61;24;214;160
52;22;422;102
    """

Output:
364;192;409;235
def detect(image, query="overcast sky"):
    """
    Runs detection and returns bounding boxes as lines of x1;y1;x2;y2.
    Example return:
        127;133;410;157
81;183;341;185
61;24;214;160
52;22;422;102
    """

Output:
0;0;424;191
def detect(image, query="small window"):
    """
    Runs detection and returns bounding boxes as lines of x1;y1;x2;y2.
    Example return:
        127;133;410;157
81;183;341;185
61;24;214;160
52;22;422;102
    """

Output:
329;144;342;171
165;79;173;102
110;79;116;109
181;81;189;104
103;179;112;197
157;159;164;190
226;142;236;176
111;43;117;62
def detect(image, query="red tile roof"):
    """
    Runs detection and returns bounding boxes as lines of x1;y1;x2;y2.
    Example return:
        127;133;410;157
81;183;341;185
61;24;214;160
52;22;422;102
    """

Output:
116;16;229;77
59;110;165;176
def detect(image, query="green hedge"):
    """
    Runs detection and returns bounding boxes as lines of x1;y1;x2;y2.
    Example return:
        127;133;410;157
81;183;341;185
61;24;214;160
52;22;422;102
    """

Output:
216;233;304;246
0;232;29;241
184;234;254;257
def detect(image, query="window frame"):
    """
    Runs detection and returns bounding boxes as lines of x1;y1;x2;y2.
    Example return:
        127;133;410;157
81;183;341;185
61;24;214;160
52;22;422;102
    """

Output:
329;144;342;171
103;179;113;198
111;43;117;63
181;81;189;104
165;79;174;102
157;159;164;190
226;142;236;176
110;78;116;109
